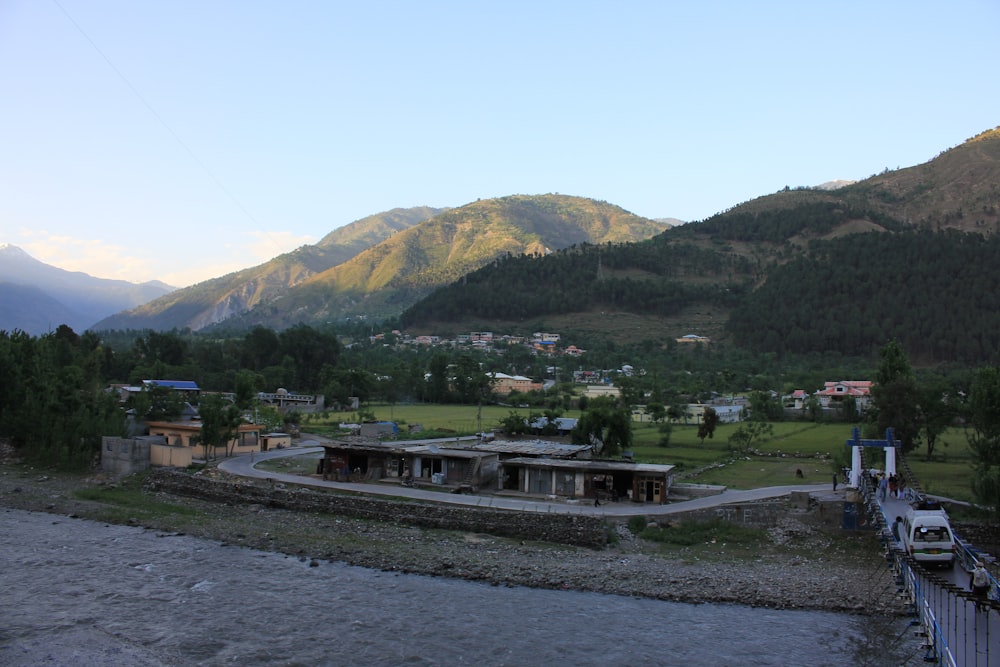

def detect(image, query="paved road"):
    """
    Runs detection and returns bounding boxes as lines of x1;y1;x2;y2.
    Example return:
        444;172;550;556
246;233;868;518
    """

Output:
218;444;833;517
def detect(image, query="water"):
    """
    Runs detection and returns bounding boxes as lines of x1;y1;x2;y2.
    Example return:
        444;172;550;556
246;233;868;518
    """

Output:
1;508;863;666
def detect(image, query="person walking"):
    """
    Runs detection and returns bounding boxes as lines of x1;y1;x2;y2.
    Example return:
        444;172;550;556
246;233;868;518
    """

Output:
832;473;837;491
892;516;903;541
971;561;990;600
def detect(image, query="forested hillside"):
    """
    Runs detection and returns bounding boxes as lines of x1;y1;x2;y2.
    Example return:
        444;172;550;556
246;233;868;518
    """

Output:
401;237;754;325
727;229;1000;363
402;128;1000;365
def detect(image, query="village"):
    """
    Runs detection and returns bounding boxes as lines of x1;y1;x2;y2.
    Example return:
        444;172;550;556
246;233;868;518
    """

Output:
100;367;875;508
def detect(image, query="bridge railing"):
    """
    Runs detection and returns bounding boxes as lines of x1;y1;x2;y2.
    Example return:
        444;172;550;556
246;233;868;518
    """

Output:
859;448;959;665
863;447;1000;665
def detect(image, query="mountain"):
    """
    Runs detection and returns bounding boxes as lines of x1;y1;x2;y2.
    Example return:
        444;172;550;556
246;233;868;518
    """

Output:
96;197;668;332
93;206;444;332
207;195;670;330
0;244;174;335
400;127;1000;365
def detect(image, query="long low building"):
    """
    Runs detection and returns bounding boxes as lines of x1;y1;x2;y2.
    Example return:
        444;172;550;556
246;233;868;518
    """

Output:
318;437;673;503
500;457;674;504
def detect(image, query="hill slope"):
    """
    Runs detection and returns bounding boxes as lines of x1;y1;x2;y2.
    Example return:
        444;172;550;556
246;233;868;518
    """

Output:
401;128;1000;364
201;195;669;330
93;207;443;332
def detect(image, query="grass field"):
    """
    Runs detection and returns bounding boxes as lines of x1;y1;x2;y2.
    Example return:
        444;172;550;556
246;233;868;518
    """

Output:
301;403;978;502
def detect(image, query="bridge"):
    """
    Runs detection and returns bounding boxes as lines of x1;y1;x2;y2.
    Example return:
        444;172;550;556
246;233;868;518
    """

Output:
849;428;999;666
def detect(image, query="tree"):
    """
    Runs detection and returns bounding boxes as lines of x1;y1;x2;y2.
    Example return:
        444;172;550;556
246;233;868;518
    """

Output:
869;341;920;452
129;383;186;422
571;397;632;457
748;391;783;421
198;394;243;461
915;381;955;461
966;366;1000;524
803;395;822;422
426;354;449;403
498;410;531;436
233;369;261;411
667;402;691;424
728;421;774;456
697;407;719;444
656;421;673;448
646;401;666;424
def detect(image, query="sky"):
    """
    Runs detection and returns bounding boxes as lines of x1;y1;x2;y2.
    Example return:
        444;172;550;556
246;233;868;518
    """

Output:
2;2;998;288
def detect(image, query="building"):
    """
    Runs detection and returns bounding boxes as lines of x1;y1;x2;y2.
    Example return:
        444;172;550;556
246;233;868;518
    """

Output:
101;435;193;474
685;404;744;424
526;416;578;436
585;384;621;399
814;381;873;411
257;388;325;414
146;421;263;456
499;458;674;504
318;439;499;490
143;379;201;397
676;334;710;344
488;372;542;395
359;421;399;439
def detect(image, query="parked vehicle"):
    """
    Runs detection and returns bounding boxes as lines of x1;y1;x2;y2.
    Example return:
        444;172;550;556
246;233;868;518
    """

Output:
900;506;956;568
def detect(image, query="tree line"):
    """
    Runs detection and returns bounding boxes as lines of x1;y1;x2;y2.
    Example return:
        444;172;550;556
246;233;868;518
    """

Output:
727;229;1000;364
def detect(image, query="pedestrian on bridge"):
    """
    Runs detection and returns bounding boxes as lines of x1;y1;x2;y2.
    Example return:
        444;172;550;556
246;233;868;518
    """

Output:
971;561;990;599
877;474;888;501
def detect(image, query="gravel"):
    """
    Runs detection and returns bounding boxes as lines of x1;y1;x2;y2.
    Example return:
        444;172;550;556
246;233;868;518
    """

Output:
0;460;905;616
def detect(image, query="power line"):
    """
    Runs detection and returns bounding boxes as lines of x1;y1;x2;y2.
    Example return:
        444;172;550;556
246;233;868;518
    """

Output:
51;0;286;250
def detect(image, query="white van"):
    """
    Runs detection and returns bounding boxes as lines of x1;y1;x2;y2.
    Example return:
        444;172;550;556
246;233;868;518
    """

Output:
900;507;956;567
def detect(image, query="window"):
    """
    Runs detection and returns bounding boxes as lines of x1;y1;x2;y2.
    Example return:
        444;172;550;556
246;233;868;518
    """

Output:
914;526;950;542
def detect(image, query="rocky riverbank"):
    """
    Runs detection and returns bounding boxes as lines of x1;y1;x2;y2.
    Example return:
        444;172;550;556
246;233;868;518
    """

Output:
0;460;904;616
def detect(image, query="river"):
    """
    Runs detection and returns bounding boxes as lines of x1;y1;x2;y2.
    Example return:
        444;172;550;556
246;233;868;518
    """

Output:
1;507;866;666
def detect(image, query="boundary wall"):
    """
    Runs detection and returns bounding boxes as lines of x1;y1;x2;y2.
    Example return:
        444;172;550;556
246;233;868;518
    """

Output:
144;468;607;547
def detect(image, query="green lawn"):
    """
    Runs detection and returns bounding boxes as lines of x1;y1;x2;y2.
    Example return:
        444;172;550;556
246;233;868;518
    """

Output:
303;403;568;435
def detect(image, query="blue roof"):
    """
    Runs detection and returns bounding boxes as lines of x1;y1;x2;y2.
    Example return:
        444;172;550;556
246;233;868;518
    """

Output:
144;379;200;391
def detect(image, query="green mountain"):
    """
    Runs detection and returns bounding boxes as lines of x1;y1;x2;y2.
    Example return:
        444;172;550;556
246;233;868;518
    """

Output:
202;195;670;330
92;207;444;332
401;127;1000;365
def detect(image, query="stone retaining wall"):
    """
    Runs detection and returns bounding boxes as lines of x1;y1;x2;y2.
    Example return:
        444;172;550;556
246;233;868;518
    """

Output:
662;499;790;528
144;469;607;547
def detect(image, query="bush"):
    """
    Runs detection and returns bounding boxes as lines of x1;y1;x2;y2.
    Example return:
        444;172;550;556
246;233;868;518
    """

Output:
640;518;764;546
627;515;648;534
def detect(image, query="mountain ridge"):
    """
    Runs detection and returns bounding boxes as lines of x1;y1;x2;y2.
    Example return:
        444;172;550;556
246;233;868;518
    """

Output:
398;126;1000;364
95;196;668;332
0;245;175;335
93;206;445;332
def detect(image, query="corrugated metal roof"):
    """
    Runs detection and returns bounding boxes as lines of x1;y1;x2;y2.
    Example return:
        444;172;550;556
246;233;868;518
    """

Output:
144;379;200;390
501;457;674;473
460;439;590;457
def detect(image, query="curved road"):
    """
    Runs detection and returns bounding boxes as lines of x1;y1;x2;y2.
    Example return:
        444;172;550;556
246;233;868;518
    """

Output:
218;443;833;517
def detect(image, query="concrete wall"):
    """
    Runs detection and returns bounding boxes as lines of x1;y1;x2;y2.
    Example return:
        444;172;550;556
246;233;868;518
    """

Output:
144;469;607;547
670;483;727;499
150;443;192;468
102;436;162;477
